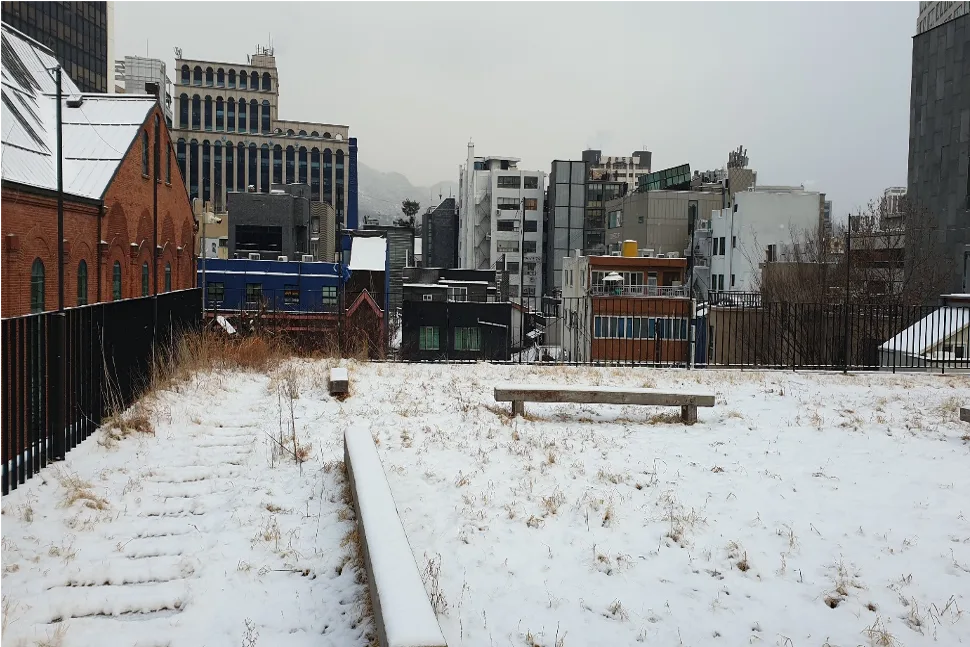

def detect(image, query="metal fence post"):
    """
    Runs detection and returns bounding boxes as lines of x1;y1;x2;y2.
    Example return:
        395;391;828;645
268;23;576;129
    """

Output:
50;312;66;461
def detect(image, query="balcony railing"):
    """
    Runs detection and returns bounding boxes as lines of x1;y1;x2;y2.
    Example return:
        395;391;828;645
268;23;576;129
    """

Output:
591;285;689;298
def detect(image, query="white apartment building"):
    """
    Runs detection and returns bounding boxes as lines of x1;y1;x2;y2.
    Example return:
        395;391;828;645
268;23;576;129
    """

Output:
706;187;824;294
917;1;969;33
583;149;652;194
458;142;546;298
114;56;173;126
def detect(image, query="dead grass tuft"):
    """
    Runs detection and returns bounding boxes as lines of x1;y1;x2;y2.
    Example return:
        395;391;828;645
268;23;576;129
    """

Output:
55;470;108;510
862;617;900;646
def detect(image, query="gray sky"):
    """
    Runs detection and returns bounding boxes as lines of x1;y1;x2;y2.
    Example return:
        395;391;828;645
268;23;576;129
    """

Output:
117;2;917;219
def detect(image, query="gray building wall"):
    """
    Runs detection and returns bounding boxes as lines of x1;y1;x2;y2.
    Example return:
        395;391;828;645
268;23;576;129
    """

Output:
227;183;310;259
544;160;587;295
607;190;725;256
362;225;415;315
422;197;457;268
907;12;970;293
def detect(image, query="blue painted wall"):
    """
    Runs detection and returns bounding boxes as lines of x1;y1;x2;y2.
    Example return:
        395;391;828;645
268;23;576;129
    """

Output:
198;258;351;312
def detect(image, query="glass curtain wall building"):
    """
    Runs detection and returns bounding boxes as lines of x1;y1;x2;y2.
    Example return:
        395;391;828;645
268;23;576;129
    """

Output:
1;1;111;93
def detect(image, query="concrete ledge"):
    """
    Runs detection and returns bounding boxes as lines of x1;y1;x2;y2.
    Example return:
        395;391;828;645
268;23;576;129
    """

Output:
961;407;969;423
344;427;447;647
330;367;349;396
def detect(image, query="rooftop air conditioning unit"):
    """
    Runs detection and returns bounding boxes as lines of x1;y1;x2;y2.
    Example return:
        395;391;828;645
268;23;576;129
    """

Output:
277;255;288;261
645;249;655;257
610;250;621;256
248;253;260;261
667;252;680;258
302;254;314;262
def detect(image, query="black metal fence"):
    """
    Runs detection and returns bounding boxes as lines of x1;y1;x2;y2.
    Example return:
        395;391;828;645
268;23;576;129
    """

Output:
1;289;202;495
462;295;970;372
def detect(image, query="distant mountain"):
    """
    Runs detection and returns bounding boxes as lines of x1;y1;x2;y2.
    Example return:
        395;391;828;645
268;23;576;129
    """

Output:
357;162;458;226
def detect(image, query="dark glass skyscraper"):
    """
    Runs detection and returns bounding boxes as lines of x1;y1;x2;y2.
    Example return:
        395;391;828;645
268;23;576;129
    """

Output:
1;2;111;93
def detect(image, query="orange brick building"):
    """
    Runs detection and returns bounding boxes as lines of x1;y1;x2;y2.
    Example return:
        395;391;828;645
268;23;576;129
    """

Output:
1;24;195;318
560;245;693;363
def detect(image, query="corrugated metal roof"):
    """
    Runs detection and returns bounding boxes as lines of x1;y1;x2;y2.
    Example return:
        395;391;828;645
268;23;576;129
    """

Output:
1;23;156;200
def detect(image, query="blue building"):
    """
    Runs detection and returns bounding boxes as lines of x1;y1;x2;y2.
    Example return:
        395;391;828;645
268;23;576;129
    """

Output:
198;257;351;312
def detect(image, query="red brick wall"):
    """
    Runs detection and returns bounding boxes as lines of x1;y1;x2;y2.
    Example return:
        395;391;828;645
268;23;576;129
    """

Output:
1;106;196;318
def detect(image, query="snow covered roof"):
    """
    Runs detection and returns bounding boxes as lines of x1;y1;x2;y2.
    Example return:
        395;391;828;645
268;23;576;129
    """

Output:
881;307;970;354
403;283;447;289
1;23;157;200
414;237;422;255
349;236;387;272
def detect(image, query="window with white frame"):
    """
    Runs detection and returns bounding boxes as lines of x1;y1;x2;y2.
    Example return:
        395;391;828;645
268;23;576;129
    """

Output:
447;286;468;302
497;197;519;210
419;326;440;350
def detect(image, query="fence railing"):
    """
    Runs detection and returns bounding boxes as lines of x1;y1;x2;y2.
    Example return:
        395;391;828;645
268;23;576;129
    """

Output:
590;285;690;298
1;289;202;495
398;295;970;373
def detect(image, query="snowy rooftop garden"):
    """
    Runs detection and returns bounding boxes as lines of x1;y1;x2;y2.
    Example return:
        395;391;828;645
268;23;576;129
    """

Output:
2;361;968;647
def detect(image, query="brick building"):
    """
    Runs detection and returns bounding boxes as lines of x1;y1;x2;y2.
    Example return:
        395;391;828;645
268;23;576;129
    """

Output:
560;243;693;363
1;23;195;317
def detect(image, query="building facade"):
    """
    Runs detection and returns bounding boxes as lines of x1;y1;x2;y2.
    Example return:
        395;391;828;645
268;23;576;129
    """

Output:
400;268;510;361
708;188;825;294
907;11;970;293
115;56;173;126
421;197;458;269
171;45;357;242
227;184;312;261
1;2;113;93
1;23;194;317
582;149;652;193
458;142;546;298
917;1;970;34
560;250;692;364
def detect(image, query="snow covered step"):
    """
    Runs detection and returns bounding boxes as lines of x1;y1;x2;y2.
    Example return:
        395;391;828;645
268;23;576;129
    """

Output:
344;427;447;647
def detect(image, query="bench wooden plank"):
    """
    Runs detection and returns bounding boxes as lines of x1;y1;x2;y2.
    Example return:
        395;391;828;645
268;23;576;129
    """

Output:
494;385;715;407
494;384;714;425
344;427;447;647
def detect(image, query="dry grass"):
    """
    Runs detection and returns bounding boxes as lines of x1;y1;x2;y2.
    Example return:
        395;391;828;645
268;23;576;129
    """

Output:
422;553;449;616
55;470;108;510
862;617;900;646
35;622;68;647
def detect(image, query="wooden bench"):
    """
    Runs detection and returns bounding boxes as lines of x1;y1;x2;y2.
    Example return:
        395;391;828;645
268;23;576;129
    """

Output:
494;384;716;424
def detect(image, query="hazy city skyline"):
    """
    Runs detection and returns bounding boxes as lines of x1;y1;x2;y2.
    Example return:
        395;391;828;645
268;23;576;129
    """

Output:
116;2;917;220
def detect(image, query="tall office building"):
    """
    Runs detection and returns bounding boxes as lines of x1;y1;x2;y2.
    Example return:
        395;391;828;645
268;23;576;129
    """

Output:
907;9;970;292
171;44;357;243
458;142;546;298
917;1;969;34
1;1;113;93
115;56;173;126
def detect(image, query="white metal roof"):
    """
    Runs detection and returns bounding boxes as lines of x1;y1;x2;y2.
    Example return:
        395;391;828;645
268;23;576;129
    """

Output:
881;307;970;354
349;236;387;272
1;23;156;200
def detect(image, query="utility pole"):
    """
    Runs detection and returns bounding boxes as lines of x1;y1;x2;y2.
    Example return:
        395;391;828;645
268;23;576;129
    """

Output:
153;114;159;296
843;226;851;374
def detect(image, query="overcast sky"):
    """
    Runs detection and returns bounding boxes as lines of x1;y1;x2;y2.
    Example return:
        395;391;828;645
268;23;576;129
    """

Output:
116;2;917;219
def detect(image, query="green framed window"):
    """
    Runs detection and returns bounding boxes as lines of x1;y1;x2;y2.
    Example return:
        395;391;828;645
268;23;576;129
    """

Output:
76;260;88;306
112;261;122;300
454;327;481;351
419;326;439;351
206;281;225;303
141;262;149;296
30;258;45;313
322;285;337;306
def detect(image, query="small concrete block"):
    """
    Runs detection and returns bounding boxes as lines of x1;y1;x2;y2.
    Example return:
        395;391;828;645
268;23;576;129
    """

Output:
329;367;349;396
960;407;970;423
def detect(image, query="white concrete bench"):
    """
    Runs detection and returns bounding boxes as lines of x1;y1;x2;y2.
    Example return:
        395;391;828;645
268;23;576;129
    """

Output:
494;384;716;424
344;427;447;647
329;367;348;396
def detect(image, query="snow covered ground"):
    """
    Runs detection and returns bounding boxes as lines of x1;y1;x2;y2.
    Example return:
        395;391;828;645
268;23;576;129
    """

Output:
3;362;969;647
353;364;970;647
1;368;372;647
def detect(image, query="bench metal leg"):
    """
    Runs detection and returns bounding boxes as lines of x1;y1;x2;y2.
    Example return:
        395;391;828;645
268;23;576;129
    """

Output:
681;405;697;425
512;400;524;417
